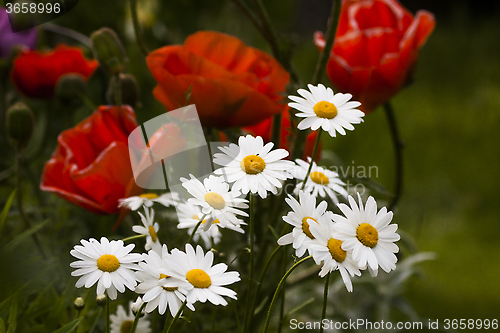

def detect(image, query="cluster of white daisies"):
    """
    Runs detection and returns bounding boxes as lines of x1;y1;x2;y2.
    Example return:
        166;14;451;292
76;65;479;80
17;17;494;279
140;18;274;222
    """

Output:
69;84;399;332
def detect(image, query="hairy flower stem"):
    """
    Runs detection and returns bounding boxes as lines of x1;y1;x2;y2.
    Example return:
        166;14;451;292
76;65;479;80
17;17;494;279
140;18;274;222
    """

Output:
187;214;207;244
129;0;150;56
130;302;147;333
319;273;331;333
311;0;341;85
16;149;47;259
164;300;187;333
246;246;282;333
292;0;341;160
262;256;312;333
245;194;256;330
384;102;404;210
299;129;323;193
105;294;110;333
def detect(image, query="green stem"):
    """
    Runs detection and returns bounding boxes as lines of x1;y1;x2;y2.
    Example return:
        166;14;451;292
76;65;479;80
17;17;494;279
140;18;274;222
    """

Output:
299;129;323;193
77;92;97;110
277;247;287;333
384;102;404;210
187;214;207;244
245;194;256;330
252;0;281;61
230;0;267;38
271;112;283;149
106;294;110;333
129;0;150;56
246;246;282;333
319;273;331;333
130;302;147;333
164;300;187;333
311;0;341;85
42;23;92;46
262;256;312;333
16;149;47;259
122;234;147;243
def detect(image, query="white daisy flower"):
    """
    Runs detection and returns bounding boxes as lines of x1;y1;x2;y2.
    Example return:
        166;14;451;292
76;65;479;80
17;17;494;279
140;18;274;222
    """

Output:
118;192;179;211
293;157;348;204
180;174;248;230
70;237;141;300
288;84;364;137
110;301;151;333
306;217;361;292
135;245;194;316
332;194;400;276
132;206;162;254
213;135;295;199
176;201;232;248
277;191;331;257
161;244;240;306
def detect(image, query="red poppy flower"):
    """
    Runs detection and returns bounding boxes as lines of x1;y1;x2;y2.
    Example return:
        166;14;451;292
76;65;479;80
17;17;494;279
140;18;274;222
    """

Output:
146;31;290;128
11;44;98;99
245;106;320;161
314;0;435;113
40;106;139;214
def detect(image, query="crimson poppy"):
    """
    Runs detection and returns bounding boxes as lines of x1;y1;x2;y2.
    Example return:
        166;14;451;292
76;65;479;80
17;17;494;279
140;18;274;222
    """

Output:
315;0;435;113
147;31;290;128
11;44;98;98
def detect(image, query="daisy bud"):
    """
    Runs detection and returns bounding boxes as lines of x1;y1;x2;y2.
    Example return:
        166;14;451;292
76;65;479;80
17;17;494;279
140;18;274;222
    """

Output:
6;102;34;149
131;297;145;318
106;73;139;108
55;73;86;108
90;28;127;75
74;297;85;310
96;294;107;306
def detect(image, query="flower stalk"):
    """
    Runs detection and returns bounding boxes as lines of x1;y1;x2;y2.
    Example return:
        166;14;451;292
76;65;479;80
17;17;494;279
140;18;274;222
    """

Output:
262;255;312;333
319;273;331;333
129;0;150;56
164;300;187;333
384;102;404;210
300;129;323;192
130;302;147;333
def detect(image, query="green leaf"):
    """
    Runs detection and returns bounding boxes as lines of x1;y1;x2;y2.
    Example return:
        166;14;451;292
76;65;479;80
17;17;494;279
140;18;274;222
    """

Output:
3;219;49;253
0;318;6;333
7;292;18;332
0;189;17;234
51;318;81;333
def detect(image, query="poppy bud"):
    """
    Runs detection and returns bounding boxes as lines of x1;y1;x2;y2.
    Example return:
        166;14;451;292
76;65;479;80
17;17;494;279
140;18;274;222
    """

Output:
73;297;85;310
106;73;140;108
6;102;34;149
90;28;127;75
55;73;86;108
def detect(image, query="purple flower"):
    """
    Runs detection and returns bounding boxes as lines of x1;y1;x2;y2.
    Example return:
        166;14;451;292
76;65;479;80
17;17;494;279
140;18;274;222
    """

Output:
0;8;37;59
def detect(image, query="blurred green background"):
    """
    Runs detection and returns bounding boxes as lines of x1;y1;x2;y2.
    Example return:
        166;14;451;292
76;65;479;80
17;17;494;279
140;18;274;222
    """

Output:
1;0;499;330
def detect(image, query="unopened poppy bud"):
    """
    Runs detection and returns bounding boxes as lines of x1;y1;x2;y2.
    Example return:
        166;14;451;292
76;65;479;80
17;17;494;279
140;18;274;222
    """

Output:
96;294;107;306
90;28;127;74
6;102;34;149
74;297;85;310
55;73;86;107
106;73;140;108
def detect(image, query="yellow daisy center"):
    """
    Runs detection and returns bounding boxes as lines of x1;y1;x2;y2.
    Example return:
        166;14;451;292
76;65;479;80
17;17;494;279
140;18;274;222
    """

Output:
193;215;220;225
356;223;379;248
159;274;178;292
310;171;329;185
186;268;211;288
204;192;225;210
301;217;317;239
327;238;346;263
97;254;120;272
139;193;159;200
120;320;134;333
240;155;266;174
148;225;158;242
313;101;338;119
